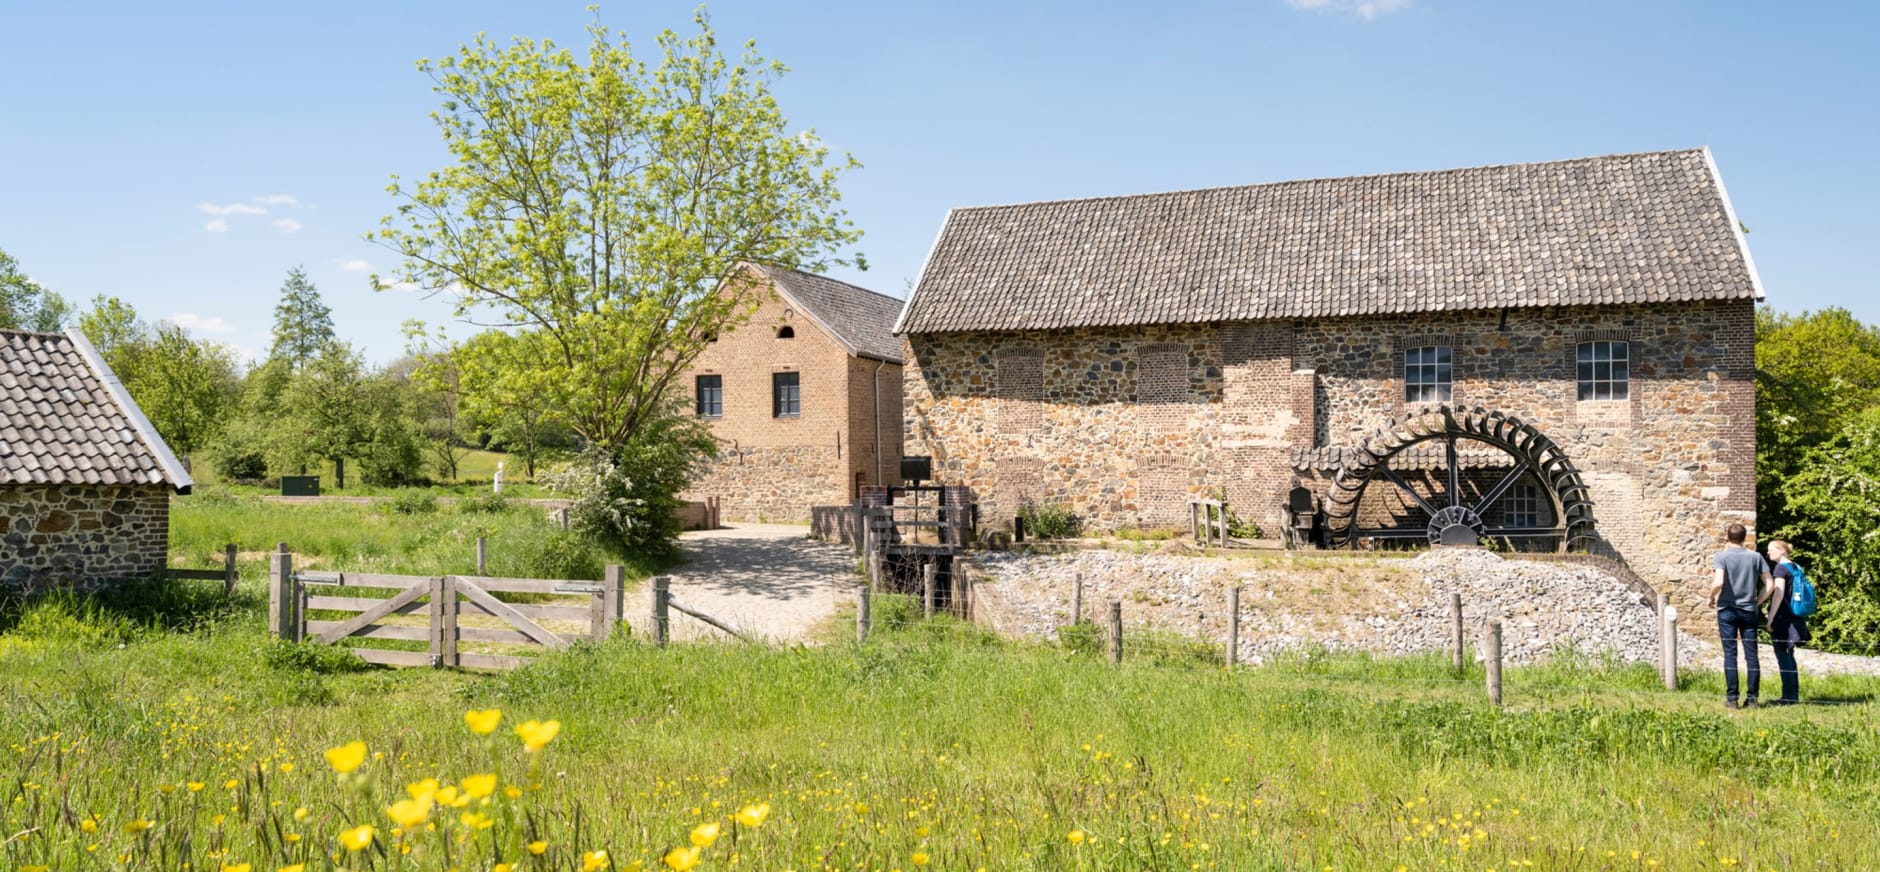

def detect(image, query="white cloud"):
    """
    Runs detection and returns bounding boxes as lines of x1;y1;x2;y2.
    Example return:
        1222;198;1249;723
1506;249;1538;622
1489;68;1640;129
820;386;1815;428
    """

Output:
198;201;267;216
339;258;372;272
170;313;236;335
204;219;230;233
272;218;303;233
1285;0;1410;18
254;194;300;206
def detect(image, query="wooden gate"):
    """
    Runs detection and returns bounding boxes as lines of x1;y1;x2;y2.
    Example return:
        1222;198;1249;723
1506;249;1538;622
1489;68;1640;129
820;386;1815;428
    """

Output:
268;545;625;670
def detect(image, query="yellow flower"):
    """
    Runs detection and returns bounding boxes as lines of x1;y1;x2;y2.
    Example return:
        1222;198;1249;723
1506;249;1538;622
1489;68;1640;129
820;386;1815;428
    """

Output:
224;778;239;789
324;741;367;774
664;846;702;871
187;781;206;792
913;852;931;866
125;818;155;834
80;818;98;833
464;709;502;735
339;824;375;851
854;802;870;816
387;799;431;829
293;807;310;822
406;778;441;802
515;719;561;752
1068;828;1087;844
734;803;771;828
460;811;494;830
222;864;252;872
495;866;512;872
279;865;305;872
504;785;524;799
435;785;465;808
461;773;498;800
528;840;549;855
159;784;176;794
582;850;610;871
22;866;49;872
278;762;293;774
690;821;722;847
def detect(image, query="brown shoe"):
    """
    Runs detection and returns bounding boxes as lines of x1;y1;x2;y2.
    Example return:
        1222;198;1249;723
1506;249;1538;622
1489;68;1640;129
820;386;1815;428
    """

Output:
1724;700;1739;710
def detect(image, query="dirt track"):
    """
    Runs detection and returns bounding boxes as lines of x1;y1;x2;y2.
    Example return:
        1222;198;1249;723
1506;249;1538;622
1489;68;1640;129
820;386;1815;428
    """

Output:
624;524;856;643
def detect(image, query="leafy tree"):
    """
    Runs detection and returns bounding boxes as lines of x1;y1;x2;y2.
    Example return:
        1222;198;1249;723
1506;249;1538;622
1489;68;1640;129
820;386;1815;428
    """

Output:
372;13;861;457
1776;407;1880;654
279;344;370;488
1755;306;1880;533
270;267;336;369
125;324;242;459
401;322;471;481
456;328;567;477
1;246;73;332
77;295;151;380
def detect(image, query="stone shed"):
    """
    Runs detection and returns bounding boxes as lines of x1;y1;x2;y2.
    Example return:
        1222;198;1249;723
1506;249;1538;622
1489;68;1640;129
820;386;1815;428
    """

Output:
895;148;1763;594
1;328;193;593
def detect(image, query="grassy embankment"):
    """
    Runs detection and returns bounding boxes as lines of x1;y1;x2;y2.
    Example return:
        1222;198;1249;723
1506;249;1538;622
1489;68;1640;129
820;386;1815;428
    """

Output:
3;499;1879;870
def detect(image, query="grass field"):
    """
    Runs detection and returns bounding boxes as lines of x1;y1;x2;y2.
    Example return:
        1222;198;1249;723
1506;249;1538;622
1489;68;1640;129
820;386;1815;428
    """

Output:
189;448;567;499
4;501;1879;870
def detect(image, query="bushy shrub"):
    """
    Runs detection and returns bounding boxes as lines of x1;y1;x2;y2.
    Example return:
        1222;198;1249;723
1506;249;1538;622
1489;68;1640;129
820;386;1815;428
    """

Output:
262;639;368;674
519;531;604;581
388;489;438;515
1017;502;1080;539
550;413;715;557
3;595;135;649
458;491;511;514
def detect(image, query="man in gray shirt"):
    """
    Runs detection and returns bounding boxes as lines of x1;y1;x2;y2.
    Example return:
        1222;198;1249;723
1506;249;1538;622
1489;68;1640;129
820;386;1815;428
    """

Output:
1708;523;1774;708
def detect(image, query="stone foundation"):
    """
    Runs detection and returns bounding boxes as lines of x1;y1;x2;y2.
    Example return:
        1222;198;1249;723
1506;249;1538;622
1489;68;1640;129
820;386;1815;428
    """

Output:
1;484;171;594
685;446;847;523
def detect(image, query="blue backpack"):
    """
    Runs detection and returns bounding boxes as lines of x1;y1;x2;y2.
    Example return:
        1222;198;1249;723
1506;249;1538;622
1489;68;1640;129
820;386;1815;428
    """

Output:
1782;560;1818;618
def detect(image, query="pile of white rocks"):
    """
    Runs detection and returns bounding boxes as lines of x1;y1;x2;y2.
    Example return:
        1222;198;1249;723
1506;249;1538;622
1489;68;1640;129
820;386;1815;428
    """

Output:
972;547;1709;666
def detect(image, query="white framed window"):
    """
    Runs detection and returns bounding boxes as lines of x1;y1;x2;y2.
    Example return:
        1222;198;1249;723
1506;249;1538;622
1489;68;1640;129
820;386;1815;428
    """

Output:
1576;341;1629;401
1404;345;1452;404
1505;483;1539;529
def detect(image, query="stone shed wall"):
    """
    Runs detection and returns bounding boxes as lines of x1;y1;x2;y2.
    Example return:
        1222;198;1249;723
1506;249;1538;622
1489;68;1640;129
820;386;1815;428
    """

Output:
902;299;1756;599
0;483;170;593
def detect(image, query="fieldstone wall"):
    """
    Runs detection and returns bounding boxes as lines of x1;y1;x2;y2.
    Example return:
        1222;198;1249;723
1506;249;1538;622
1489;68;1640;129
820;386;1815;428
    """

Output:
0;484;170;594
902;300;1756;599
691;446;846;523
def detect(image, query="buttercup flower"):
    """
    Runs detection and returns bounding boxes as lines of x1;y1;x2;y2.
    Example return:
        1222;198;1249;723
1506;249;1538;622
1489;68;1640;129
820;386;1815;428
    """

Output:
406;778;441;802
339;824;375;851
515;719;561;752
1068;828;1087;844
582;849;610;871
528;840;549;855
387;798;431;829
464;709;502;735
913;852;931;866
735;803;771;828
690;821;722;847
222;864;251;872
324;741;367;774
461;772;498;800
664;846;702;871
125;818;155;834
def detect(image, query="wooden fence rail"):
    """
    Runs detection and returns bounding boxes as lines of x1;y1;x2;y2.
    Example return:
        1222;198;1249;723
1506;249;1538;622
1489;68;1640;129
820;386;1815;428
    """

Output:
269;544;624;670
165;543;240;596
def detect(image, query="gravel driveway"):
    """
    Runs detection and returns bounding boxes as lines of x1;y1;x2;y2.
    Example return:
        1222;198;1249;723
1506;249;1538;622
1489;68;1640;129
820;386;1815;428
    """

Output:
627;524;857;643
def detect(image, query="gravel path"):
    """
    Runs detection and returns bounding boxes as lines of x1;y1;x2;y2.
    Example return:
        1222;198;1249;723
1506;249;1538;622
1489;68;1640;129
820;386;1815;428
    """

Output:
626;524;855;643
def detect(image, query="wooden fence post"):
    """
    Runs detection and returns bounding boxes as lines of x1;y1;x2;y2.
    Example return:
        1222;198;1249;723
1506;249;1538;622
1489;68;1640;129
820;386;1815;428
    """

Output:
594;565;624;642
856;585;872;642
1660;599;1679;691
1108;600;1123;666
428;576;447;668
922;562;937;618
268;543;296;641
475;536;487;576
223;543;238;597
652;575;671;647
1451;592;1465;673
1485;620;1503;706
1226;585;1241;667
558;506;570;533
852;502;865;556
1072;572;1084;626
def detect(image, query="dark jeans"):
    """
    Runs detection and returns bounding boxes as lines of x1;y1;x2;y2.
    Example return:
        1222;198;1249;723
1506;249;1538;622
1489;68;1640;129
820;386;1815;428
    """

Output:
1772;641;1800;703
1718;607;1761;703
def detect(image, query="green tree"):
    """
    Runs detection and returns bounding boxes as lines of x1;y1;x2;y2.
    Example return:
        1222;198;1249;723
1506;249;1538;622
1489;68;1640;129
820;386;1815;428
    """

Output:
125;324;242;458
456;328;565;477
1;246;73;332
270;266;336;369
1755;306;1880;533
280;344;369;488
1776;407;1880;654
77;295;152;382
401;322;472;481
372;13;861;457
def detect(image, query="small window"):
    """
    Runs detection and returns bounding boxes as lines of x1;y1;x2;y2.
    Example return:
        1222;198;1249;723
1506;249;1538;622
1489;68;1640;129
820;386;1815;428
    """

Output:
1577;341;1629;401
1404;345;1452;404
1505;482;1539;529
695;374;722;418
772;371;800;417
777;325;795;339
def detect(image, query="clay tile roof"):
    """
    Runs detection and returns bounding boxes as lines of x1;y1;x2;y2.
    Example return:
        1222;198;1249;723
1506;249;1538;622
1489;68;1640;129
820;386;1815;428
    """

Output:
748;264;905;363
0;328;192;491
896;148;1763;334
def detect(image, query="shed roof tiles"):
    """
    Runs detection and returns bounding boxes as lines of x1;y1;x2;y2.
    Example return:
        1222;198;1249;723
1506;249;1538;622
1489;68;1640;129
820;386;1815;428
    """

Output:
750;264;905;363
0;328;193;490
896;148;1762;334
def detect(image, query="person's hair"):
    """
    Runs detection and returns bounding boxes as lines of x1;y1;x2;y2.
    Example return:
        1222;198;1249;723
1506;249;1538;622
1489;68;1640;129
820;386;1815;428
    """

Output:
1768;539;1792;559
1725;523;1747;544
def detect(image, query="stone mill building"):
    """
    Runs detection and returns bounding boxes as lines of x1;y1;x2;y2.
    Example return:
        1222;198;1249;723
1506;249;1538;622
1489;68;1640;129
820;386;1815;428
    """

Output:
682;262;904;523
1;328;194;593
894;148;1763;591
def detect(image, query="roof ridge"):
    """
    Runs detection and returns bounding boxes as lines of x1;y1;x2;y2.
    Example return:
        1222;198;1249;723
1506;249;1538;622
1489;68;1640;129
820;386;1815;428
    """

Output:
0;327;70;339
759;263;905;304
947;147;1708;214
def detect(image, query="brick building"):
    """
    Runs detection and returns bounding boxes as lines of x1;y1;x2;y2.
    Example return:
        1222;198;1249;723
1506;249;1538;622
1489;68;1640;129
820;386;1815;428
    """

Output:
1;328;194;594
682;263;904;522
895;149;1762;592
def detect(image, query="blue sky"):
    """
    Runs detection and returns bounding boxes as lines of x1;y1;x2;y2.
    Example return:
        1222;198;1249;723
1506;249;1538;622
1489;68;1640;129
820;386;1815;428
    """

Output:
2;0;1874;363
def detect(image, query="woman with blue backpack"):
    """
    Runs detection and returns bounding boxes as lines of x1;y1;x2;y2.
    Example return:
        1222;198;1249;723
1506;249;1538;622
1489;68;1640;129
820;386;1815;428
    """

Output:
1766;540;1817;706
